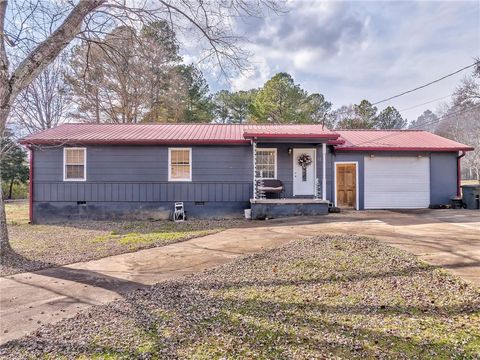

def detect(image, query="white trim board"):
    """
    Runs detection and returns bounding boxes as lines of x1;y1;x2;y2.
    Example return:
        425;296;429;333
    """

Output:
255;147;278;179
168;147;193;182
63;147;87;182
334;161;359;210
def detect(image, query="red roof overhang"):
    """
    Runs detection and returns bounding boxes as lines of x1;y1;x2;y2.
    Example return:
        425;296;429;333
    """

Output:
326;139;345;145
243;132;339;140
335;146;474;152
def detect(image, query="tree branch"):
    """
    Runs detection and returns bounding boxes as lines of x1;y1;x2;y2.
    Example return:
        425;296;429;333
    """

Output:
10;0;105;100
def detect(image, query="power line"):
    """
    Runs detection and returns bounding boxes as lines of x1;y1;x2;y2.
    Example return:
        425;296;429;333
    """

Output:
331;93;451;119
344;103;480;148
409;103;480;130
398;94;452;112
372;62;478;106
330;62;477;118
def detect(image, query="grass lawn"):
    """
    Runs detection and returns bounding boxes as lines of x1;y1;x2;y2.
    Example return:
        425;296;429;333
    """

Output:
2;235;478;359
4;200;29;225
2;201;246;276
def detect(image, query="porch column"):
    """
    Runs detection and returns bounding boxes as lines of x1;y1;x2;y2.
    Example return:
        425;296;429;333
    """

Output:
322;142;327;200
252;140;257;199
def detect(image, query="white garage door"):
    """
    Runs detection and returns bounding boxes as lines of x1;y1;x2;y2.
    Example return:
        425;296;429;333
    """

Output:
364;156;430;209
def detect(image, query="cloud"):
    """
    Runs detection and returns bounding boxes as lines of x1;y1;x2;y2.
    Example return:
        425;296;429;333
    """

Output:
192;1;479;121
228;2;371;91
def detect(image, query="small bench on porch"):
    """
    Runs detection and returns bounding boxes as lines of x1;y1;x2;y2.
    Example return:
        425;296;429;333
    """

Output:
256;179;284;198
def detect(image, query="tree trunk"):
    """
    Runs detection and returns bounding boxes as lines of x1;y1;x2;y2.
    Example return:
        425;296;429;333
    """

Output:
0;0;106;256
8;179;13;199
0;100;12;255
0;189;10;257
0;118;11;255
0;81;13;257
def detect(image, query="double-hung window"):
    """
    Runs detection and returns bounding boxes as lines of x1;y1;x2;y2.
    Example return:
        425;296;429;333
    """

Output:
255;148;277;179
63;148;86;181
168;148;192;181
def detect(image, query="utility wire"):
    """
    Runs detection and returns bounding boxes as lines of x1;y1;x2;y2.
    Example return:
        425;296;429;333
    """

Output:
330;93;452;119
408;103;480;130
372;62;478;106
398;94;452;112
342;103;480;148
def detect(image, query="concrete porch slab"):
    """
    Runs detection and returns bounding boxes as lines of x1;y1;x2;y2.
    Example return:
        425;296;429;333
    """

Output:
250;198;329;219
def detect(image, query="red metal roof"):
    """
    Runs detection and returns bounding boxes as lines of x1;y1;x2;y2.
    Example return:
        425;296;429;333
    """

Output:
243;125;339;139
20;124;473;152
20;123;339;145
335;130;473;152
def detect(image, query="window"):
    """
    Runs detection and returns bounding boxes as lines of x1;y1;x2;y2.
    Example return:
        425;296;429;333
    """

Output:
169;148;192;181
63;148;86;181
255;148;277;179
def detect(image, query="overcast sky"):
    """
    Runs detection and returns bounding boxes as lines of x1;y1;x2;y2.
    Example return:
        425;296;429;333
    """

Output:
193;1;480;122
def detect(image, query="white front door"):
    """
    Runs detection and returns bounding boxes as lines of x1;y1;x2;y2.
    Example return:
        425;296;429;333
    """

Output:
293;148;316;196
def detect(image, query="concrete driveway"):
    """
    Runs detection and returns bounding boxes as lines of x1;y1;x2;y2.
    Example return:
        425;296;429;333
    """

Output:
1;209;479;345
281;209;480;285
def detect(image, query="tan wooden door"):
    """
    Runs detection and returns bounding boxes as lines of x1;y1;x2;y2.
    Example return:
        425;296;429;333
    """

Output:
336;163;356;208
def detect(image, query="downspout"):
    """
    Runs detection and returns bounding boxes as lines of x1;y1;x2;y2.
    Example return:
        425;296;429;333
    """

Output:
322;143;327;200
251;139;257;200
28;146;34;224
457;151;466;198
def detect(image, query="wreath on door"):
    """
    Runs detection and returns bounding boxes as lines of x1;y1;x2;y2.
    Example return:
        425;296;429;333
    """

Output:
297;153;312;181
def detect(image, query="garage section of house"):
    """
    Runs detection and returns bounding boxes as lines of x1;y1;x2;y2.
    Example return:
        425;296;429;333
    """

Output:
333;130;474;210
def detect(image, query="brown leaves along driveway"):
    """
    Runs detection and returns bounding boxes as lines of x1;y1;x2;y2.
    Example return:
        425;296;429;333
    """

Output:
1;235;479;359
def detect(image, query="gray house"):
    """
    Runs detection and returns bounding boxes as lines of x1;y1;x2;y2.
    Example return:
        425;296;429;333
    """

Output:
20;124;473;222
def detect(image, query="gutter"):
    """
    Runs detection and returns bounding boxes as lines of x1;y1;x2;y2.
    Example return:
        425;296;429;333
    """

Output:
457;151;466;197
335;147;474;152
19;139;252;146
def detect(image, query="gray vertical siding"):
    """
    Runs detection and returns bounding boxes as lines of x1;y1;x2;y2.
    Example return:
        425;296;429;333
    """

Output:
33;145;254;203
323;147;334;201
430;152;458;205
33;144;332;204
33;145;255;222
32;143;460;221
33;142;332;221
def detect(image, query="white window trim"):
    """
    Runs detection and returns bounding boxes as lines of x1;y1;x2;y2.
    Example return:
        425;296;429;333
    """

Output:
168;147;192;182
333;161;359;210
63;147;87;182
255;148;277;179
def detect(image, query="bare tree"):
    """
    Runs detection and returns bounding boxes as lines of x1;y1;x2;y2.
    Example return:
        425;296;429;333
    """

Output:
0;0;282;254
67;25;152;123
67;21;184;123
12;56;69;133
436;68;480;181
436;105;480;180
